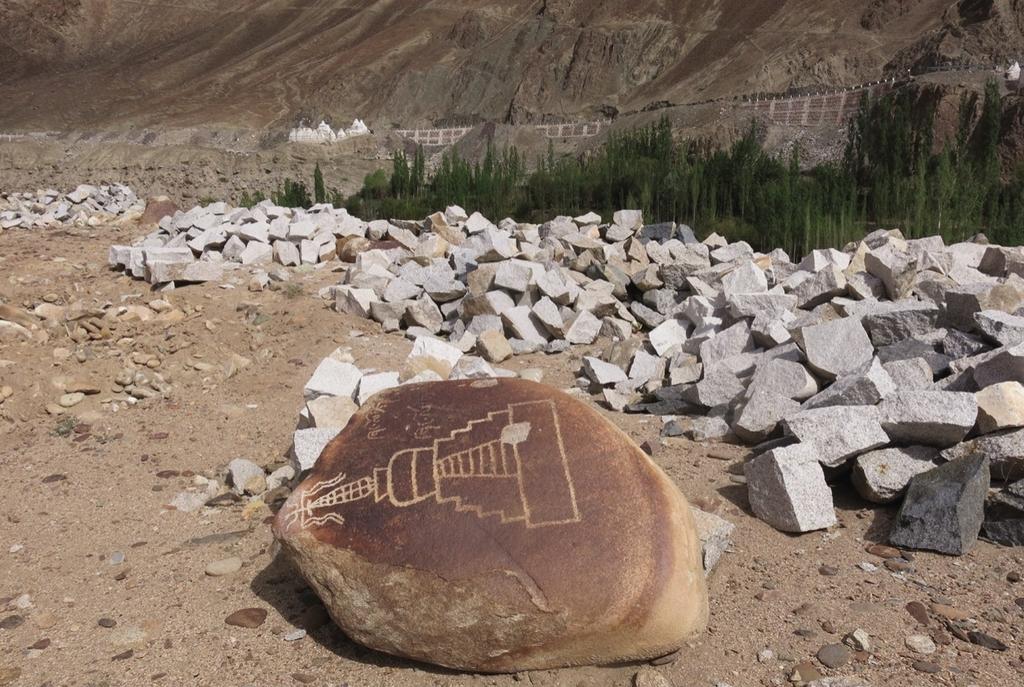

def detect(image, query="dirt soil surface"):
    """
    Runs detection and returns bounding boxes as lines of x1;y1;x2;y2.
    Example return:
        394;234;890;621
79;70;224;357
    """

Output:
1;223;1022;687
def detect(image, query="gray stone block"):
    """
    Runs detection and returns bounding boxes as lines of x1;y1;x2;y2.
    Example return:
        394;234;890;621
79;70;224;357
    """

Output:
889;454;989;555
784;406;889;468
802;357;894;410
852;446;940;504
877;390;977;447
745;444;837;533
802;317;874;380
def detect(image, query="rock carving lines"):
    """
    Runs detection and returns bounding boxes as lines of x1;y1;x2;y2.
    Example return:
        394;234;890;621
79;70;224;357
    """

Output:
283;400;582;531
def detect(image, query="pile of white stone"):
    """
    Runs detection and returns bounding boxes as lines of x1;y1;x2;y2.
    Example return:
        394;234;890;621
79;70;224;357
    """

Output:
108;200;366;286
1;184;142;231
321;205;1024;546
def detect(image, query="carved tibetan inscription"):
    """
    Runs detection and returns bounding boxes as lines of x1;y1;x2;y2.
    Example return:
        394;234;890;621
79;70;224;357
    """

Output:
274;378;708;672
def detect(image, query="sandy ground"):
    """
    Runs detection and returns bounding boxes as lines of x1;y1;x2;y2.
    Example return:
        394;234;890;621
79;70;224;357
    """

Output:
0;223;1022;687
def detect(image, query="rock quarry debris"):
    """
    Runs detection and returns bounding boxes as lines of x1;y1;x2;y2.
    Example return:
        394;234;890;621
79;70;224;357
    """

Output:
85;193;1024;551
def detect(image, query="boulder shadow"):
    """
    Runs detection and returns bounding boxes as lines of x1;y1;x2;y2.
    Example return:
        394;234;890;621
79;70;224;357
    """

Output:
249;552;461;676
830;480;897;544
715;482;753;516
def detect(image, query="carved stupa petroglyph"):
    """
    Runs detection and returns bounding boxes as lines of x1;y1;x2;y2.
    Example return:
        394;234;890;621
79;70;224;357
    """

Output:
274;378;708;672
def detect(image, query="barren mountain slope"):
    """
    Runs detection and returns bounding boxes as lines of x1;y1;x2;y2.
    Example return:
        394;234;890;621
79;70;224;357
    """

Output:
0;0;1018;131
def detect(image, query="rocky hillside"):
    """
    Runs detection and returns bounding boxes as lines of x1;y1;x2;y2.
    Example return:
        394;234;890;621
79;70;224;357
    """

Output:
1;0;1019;132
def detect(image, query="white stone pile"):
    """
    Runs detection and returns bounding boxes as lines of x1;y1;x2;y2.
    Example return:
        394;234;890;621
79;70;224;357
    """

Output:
320;205;1024;545
108;199;366;286
0;184;142;231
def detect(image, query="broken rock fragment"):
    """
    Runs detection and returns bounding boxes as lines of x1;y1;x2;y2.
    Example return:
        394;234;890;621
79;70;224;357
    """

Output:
877;390;977;448
852;446;940;504
783;406;889;468
274;379;708;671
889;455;989;555
745;444;836;533
802;318;874;381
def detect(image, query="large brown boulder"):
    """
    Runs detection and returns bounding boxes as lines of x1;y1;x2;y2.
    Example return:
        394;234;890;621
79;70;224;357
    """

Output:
139;196;178;228
273;378;707;672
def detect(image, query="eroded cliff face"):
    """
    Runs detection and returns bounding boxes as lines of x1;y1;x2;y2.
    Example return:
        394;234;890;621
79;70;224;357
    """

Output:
0;0;1018;131
889;0;1024;71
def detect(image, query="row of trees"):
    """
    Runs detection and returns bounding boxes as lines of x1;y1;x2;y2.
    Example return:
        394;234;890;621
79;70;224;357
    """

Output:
257;80;1024;256
239;164;341;210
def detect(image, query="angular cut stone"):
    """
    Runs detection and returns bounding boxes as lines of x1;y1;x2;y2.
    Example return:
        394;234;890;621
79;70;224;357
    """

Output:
802;358;895;410
734;389;801;444
629;350;667;384
852;447;940;504
532;297;566;338
690;507;734;575
290;427;342;472
274;379;708;671
877;391;977;448
972;341;1024;388
357;372;401;406
862;305;940;347
409;337;463;375
239;242;273;266
648;319;688;356
334;286;377;319
745;444;836;533
945;280;1024;332
304;359;363;401
746;358;818;401
882;358;932;389
784;406;889;468
721;261;768;296
306;395;358;429
477;330;513;363
802;318;874;381
865;243;917;300
582;357;628;386
501;303;553;343
565;311;602;345
694;365;746;408
942;428;1024;482
698;322;753;368
975;310;1024;346
792;265;846;309
976;381;1024;434
889;455;989;555
983;479;1024;546
274;240;300;266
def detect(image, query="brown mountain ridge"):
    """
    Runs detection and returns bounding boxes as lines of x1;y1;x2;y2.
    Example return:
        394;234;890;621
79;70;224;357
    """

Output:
0;0;1021;132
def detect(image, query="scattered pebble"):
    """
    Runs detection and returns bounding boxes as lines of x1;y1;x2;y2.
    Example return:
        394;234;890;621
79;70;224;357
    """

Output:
912;660;941;674
905;634;936;655
816;643;851;669
844;629;871;653
283;628;307;642
905;601;930;626
0;614;24;630
58;392;85;408
967;631;1008;651
224;608;267;628
633;666;672;687
204;556;243;577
